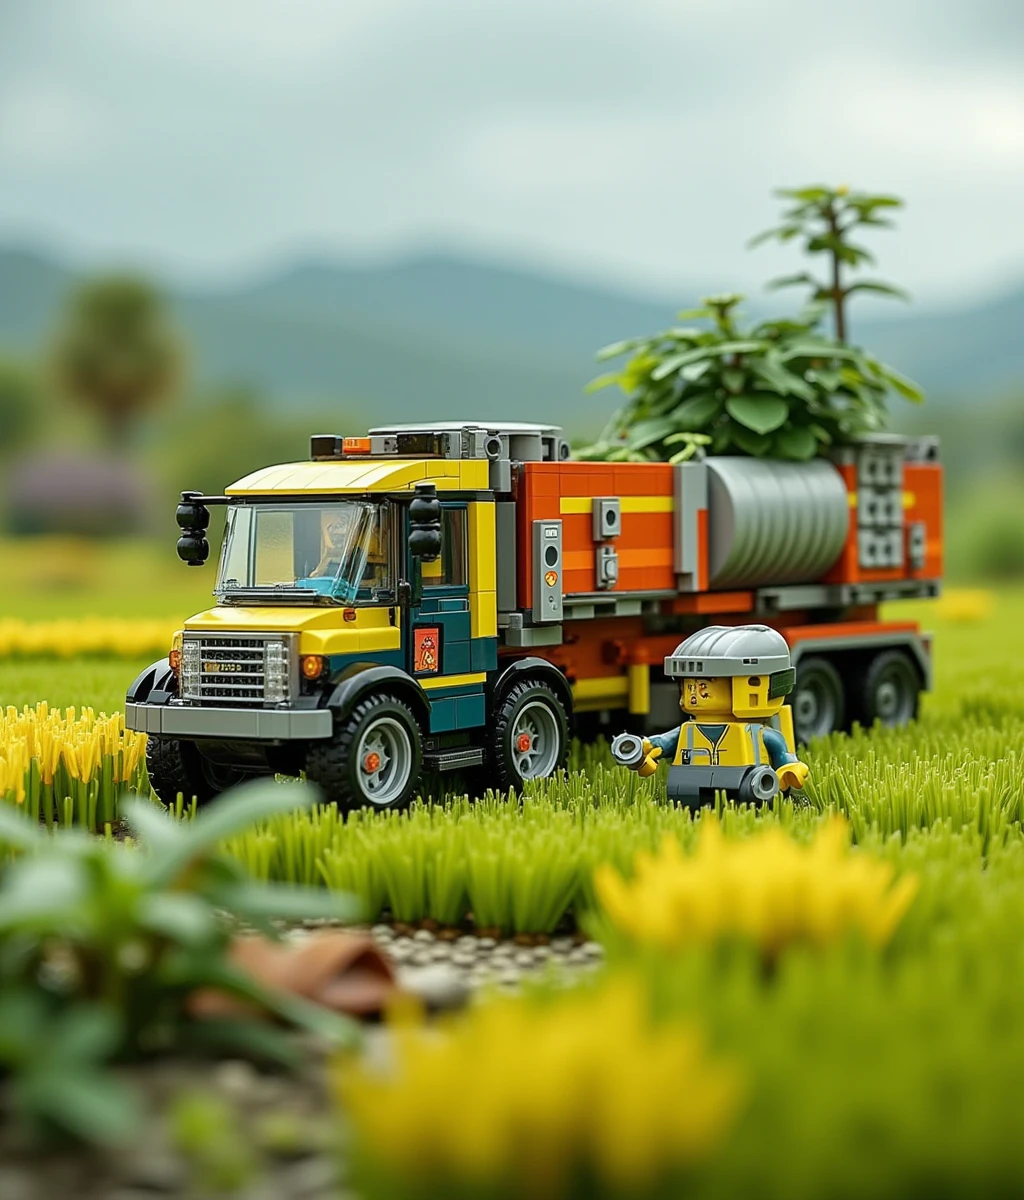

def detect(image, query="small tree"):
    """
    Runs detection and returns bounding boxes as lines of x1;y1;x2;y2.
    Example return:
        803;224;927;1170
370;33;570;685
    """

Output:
750;184;909;343
0;357;41;456
50;275;184;449
580;185;922;464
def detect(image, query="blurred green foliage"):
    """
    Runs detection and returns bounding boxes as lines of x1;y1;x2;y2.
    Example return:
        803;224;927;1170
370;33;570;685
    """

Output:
0;781;358;1144
48;275;184;449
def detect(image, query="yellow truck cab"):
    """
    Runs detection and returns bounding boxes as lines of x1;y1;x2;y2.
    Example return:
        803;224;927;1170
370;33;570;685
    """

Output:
127;423;574;810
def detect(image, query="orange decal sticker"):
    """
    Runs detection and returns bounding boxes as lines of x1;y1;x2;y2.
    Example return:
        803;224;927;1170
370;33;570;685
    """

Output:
413;627;440;674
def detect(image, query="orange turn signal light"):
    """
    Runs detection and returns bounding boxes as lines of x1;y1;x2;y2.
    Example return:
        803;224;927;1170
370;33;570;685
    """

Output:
169;648;181;672
342;437;371;454
301;655;325;680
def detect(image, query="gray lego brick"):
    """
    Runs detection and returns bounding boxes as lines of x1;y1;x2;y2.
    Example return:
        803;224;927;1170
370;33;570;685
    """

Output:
125;703;334;741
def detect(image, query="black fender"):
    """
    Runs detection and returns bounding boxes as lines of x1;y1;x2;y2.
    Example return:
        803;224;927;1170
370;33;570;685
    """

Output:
325;663;431;730
489;656;574;721
126;657;177;706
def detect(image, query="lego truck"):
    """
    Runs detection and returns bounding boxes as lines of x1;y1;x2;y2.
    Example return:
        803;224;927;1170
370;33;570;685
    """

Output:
126;421;942;809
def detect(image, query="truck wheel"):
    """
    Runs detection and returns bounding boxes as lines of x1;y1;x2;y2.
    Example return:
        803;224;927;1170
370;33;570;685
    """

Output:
490;678;569;792
789;656;844;744
857;649;920;729
145;735;253;806
306;693;422;812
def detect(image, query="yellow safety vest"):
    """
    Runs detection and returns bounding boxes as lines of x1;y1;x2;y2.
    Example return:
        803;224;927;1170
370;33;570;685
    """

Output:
671;721;769;768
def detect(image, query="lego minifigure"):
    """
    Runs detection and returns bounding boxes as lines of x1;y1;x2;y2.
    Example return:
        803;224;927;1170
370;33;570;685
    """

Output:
612;624;810;807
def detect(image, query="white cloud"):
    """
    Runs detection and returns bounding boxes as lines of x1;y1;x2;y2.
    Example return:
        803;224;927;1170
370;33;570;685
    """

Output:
0;79;100;169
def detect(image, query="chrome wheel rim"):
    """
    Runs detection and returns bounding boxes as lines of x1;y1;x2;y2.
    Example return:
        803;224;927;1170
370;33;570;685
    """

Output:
792;670;840;742
873;663;916;726
356;716;413;805
510;700;561;779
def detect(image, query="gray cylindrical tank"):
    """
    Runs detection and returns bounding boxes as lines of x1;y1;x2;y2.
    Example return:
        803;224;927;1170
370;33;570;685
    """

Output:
706;457;849;588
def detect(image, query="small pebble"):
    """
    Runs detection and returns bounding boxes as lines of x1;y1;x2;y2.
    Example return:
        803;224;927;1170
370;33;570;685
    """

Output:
412;929;435;943
409;948;433;966
214;1059;260;1097
455;935;479;951
277;1154;340;1198
474;936;497;951
430;943;453;962
582;941;605;959
399;963;470;1010
514;951;535;969
550;937;574;953
451;951;476;968
371;924;393;940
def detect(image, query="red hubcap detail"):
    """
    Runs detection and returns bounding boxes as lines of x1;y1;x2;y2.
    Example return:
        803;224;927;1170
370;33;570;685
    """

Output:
516;732;532;753
363;752;381;773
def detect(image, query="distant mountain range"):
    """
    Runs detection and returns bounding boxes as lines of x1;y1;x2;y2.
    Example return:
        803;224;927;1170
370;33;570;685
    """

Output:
1;245;1021;437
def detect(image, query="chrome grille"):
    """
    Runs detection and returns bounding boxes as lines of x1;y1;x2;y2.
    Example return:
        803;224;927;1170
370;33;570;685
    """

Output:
181;634;293;705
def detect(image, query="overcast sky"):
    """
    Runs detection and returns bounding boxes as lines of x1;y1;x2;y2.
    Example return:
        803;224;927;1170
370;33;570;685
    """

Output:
1;0;1022;307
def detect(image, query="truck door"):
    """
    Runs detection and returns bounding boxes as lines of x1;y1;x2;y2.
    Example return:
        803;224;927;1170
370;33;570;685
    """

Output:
405;502;487;733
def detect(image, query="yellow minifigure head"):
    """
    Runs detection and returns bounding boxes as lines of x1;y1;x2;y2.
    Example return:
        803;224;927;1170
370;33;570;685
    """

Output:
666;624;797;721
680;676;733;716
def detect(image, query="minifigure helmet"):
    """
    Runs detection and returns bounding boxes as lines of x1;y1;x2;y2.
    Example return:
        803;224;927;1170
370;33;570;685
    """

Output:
665;624;796;714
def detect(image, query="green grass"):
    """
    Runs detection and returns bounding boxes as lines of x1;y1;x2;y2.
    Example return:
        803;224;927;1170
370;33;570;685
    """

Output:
0;657;152;711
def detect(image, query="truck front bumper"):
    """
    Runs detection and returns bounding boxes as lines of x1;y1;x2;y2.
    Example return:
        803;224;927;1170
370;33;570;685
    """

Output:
126;702;334;741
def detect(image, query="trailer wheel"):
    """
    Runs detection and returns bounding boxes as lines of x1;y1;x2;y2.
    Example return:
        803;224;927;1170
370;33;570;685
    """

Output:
146;735;254;806
306;693;422;812
789;656;845;744
490;677;569;792
857;649;920;729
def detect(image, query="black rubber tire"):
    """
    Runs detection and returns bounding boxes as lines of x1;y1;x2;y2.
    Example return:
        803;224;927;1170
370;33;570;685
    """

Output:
788;656;845;744
856;649;921;730
489;677;569;792
305;693;422;812
145;735;253;807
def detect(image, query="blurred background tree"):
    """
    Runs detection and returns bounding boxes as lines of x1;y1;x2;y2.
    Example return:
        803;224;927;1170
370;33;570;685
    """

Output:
0;357;41;457
49;275;184;449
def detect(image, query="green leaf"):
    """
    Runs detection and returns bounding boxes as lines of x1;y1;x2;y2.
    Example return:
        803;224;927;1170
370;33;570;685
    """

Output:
771;425;820;460
0;856;90;931
844;280;910;301
725;395;789;435
729;425;772;456
765;271;818;292
124;800;183;851
138;892;220;946
24;1069;140;1145
679;360;712;384
0;805;47;852
624;417;679;450
879;366;925;402
584;371;621;394
595;335;652;361
47;1005;123;1064
142;781;318;889
669;393;723;431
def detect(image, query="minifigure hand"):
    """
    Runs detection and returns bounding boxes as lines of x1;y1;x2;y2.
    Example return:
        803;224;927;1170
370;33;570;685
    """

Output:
637;746;662;777
777;761;810;790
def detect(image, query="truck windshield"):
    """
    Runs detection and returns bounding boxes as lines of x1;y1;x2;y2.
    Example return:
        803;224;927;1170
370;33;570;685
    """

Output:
216;501;393;603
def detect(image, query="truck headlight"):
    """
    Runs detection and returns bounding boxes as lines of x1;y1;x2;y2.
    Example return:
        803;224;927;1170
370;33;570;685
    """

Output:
180;639;201;697
264;639;290;703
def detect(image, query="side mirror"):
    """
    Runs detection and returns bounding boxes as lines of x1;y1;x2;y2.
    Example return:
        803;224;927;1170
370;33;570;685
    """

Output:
176;491;211;566
408;482;441;561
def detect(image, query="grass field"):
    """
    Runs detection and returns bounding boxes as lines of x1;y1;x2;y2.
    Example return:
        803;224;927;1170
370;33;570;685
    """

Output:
4;547;1024;1193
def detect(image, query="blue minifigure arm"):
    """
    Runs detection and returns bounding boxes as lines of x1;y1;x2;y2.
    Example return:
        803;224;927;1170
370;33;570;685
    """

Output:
762;726;797;769
647;727;681;760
